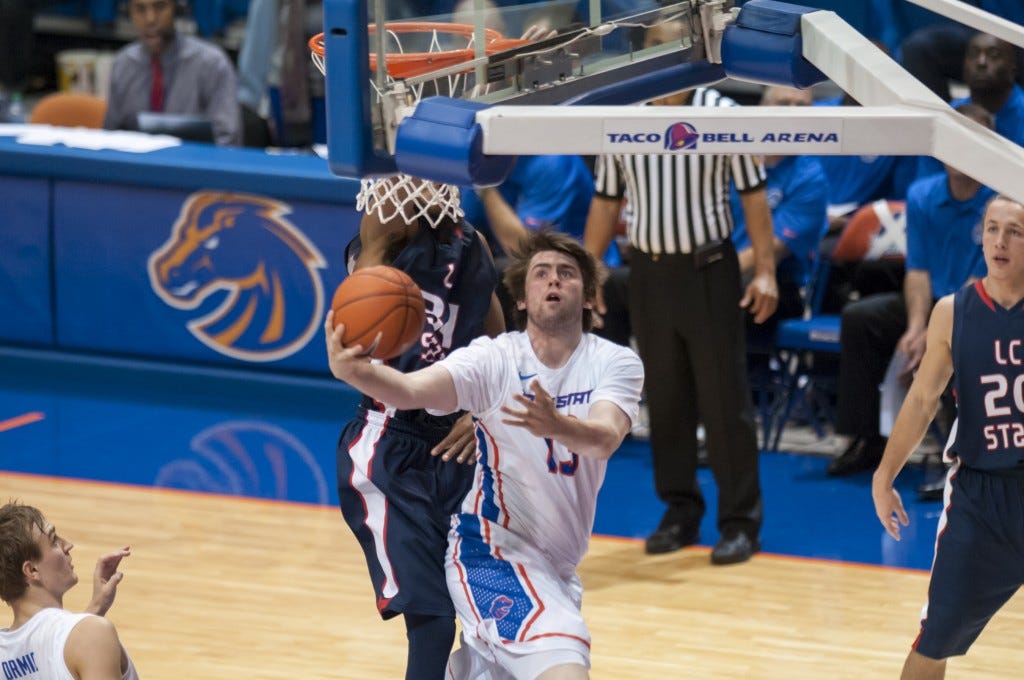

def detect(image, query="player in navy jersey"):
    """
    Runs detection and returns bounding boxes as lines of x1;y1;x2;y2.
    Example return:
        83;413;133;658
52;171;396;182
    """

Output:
872;194;1024;679
334;190;506;680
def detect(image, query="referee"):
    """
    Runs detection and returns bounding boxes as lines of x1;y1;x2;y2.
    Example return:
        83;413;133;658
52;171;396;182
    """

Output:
582;19;777;567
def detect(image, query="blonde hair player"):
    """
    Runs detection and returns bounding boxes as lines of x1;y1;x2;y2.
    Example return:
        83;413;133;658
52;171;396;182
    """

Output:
872;195;1024;679
0;501;138;680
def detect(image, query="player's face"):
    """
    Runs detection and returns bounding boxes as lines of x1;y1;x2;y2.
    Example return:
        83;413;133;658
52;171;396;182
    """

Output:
963;34;1017;93
519;250;587;330
982;198;1024;281
29;522;78;597
130;0;177;55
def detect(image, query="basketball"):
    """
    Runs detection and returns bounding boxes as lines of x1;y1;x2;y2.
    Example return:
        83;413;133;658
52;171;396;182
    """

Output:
331;266;426;360
832;199;907;262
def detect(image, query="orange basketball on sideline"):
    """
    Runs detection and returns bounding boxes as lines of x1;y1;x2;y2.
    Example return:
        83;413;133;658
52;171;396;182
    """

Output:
331;266;426;360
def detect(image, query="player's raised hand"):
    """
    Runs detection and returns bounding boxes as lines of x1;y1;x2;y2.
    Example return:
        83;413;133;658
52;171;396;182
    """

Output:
872;479;910;541
324;310;379;381
432;412;479;464
86;546;130;617
501;379;560;438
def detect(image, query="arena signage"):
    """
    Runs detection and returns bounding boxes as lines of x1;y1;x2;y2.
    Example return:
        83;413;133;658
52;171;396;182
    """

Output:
602;120;843;153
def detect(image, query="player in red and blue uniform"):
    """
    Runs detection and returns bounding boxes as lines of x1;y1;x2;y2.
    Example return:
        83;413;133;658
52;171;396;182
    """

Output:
335;198;505;680
873;194;1024;678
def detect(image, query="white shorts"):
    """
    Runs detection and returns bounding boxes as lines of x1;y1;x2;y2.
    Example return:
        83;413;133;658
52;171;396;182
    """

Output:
445;515;592;679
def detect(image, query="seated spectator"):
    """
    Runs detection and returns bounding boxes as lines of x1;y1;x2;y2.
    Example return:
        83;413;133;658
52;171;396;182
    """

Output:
103;0;242;146
917;31;1024;179
827;103;995;477
899;1;1024;102
730;85;829;349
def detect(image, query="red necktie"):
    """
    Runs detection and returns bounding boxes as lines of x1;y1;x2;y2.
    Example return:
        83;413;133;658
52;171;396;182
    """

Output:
149;56;164;112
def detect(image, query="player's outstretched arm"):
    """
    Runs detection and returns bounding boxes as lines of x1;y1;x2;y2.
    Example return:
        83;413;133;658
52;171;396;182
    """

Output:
64;615;125;680
85;546;130;617
325;311;458;411
501;380;631;460
872;295;954;540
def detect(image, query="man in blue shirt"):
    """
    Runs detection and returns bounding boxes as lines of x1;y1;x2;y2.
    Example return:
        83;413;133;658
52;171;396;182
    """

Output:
828;103;995;476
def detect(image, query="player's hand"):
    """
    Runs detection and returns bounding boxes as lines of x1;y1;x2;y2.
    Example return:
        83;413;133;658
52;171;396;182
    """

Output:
432;413;479;464
86;546;130;617
740;272;779;324
520;24;557;41
324;310;379;381
501;379;560;438
896;328;927;386
872;476;909;541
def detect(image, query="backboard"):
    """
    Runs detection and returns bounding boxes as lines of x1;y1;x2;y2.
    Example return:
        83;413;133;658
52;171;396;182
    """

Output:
319;0;707;179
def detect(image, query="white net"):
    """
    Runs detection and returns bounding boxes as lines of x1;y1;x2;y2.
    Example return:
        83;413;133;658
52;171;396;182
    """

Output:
310;28;475;228
355;174;463;229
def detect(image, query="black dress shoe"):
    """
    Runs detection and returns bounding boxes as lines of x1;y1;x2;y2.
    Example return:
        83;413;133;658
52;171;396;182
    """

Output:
644;520;699;555
827;436;886;477
711;532;760;565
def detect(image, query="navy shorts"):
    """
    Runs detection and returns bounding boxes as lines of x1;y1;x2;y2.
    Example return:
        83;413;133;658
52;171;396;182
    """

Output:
337;406;474;620
914;464;1024;659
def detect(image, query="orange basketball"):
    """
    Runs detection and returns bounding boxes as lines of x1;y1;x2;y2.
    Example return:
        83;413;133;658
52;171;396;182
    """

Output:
331;266;426;360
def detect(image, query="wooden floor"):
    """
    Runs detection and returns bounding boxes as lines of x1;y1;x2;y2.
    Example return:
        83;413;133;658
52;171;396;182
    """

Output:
4;471;1022;679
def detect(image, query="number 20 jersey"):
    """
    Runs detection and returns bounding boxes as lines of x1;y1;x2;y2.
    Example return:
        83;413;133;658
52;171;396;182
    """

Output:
948;281;1024;470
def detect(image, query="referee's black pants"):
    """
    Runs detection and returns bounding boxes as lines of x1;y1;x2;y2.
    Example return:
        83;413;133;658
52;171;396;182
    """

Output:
629;242;762;538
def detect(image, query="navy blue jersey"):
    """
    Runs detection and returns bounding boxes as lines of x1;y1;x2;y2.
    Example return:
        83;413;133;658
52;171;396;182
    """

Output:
347;217;497;374
949;281;1024;470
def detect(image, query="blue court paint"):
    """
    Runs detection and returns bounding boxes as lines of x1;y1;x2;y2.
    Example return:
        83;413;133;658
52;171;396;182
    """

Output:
0;349;938;570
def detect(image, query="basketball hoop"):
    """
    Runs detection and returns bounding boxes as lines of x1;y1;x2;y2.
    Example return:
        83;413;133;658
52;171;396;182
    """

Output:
309;23;527;229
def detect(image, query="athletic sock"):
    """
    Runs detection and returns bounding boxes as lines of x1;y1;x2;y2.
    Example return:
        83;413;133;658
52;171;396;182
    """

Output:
404;613;456;680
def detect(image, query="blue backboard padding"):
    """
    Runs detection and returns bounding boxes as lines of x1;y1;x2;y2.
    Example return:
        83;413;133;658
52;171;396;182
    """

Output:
51;181;359;374
324;0;398;178
0;177;53;346
563;61;727;106
722;23;826;88
737;0;819;35
396;107;516;186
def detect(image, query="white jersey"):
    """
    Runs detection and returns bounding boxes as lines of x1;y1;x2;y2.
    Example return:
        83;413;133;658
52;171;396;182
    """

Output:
443;331;642;574
440;332;642;675
0;608;139;680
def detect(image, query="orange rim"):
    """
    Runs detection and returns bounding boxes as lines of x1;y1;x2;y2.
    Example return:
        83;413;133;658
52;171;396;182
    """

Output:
308;22;530;79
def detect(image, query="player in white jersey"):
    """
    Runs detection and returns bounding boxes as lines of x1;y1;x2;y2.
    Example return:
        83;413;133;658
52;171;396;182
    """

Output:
326;230;643;679
0;502;139;680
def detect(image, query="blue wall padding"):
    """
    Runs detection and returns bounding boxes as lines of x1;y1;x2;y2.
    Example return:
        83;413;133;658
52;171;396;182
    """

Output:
722;0;827;88
396;98;516;186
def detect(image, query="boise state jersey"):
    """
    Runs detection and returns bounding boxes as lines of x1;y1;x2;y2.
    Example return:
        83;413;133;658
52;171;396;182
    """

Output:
441;331;643;574
0;608;139;680
948;281;1024;470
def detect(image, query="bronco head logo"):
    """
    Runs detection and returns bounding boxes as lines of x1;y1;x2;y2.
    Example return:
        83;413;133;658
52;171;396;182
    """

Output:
148;192;326;362
489;595;515;620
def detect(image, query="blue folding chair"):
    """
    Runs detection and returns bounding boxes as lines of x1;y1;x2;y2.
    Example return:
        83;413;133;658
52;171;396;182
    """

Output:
763;240;840;453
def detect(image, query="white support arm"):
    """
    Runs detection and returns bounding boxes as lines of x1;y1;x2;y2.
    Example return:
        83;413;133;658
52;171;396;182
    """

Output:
907;0;1024;49
472;8;1024;205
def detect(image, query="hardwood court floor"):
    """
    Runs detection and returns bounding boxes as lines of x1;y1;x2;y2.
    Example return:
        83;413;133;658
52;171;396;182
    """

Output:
5;472;1022;680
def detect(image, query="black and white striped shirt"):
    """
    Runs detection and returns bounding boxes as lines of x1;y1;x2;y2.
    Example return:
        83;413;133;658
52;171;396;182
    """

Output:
594;87;767;255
